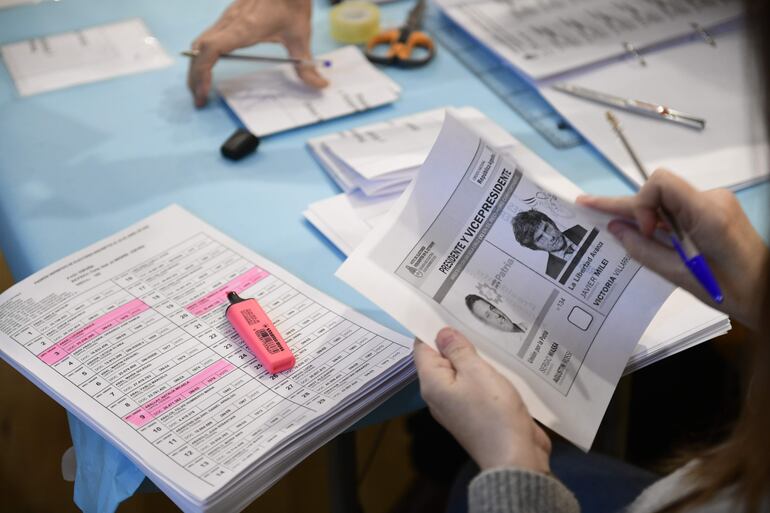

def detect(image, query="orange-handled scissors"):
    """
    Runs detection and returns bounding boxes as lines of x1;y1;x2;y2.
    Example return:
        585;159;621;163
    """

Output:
365;0;435;68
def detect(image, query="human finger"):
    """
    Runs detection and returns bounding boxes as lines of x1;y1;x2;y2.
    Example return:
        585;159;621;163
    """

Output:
282;32;329;89
607;220;694;288
413;339;455;391
188;13;280;107
188;29;230;107
435;328;482;374
532;423;552;454
579;193;662;239
631;169;703;233
576;194;637;219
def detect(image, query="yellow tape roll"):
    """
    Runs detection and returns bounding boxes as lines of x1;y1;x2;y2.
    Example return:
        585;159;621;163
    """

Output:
330;1;381;45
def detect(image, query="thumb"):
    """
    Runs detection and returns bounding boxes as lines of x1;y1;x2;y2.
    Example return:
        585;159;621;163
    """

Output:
282;33;329;89
435;328;480;373
607;220;685;286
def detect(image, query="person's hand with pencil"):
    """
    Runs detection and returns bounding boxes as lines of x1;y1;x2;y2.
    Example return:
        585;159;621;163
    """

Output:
578;170;769;329
187;0;327;108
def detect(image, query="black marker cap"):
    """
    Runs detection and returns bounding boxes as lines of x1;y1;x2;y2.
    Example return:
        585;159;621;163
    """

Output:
221;128;260;161
227;291;245;305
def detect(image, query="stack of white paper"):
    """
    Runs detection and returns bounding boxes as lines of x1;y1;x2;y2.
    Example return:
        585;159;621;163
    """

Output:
0;206;415;512
305;109;728;383
625;289;731;375
218;46;401;137
305;191;399;255
308;106;517;196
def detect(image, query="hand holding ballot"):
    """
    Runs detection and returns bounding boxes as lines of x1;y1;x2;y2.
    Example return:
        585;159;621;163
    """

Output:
188;0;326;107
414;330;552;474
408;146;767;476
337;112;682;449
578;170;770;329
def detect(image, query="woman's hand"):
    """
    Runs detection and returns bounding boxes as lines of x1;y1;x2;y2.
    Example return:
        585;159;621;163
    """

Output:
187;0;328;108
414;328;551;473
578;169;768;329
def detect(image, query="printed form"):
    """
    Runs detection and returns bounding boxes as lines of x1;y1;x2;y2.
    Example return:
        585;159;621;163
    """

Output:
338;113;676;449
0;206;413;513
434;0;741;79
218;46;402;137
1;18;172;96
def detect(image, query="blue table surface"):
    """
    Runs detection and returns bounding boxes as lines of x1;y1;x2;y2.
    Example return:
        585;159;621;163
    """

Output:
1;0;768;509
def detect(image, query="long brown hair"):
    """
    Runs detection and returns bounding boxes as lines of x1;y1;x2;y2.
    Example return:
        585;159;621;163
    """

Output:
663;1;770;511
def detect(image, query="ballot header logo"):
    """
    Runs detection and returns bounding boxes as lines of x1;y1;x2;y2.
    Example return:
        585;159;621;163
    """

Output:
405;265;424;278
397;241;438;284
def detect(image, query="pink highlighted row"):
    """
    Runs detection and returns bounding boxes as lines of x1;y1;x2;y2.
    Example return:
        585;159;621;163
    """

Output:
38;299;149;366
185;266;269;316
124;359;235;428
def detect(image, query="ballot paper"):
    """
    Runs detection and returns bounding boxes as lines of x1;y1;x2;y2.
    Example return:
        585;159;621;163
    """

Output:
542;29;769;191
434;0;742;80
338;111;716;449
0;205;414;513
309;190;728;375
307;110;728;380
1;18;172;96
218;46;401;137
307;106;517;197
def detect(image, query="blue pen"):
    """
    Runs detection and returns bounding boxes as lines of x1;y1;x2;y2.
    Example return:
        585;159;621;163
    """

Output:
605;111;724;304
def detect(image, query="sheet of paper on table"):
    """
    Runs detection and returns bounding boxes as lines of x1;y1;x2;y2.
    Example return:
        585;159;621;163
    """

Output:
542;29;769;191
0;205;414;513
1;18;172;96
335;111;729;449
218;46;401;137
434;0;742;80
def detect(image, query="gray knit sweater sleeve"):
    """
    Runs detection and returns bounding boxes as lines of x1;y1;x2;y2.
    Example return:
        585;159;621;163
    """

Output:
469;468;581;513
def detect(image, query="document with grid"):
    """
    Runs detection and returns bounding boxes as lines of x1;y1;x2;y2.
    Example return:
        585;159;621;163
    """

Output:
0;205;413;513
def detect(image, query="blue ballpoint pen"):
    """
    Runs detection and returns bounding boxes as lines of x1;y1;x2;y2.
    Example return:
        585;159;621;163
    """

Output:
605;111;724;304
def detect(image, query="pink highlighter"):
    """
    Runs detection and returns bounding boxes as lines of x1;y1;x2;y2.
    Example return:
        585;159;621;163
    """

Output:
225;291;295;374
